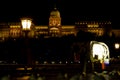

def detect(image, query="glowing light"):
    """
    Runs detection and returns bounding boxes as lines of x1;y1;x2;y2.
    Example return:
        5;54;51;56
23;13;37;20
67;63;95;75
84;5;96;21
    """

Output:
21;18;32;30
16;76;30;80
93;44;105;60
90;41;110;64
27;67;32;70
87;24;99;27
115;43;120;49
50;27;59;30
16;68;25;70
51;61;55;64
62;26;74;29
44;61;48;64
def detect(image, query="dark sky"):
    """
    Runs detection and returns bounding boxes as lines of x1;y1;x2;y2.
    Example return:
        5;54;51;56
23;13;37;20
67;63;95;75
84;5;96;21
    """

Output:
0;0;119;28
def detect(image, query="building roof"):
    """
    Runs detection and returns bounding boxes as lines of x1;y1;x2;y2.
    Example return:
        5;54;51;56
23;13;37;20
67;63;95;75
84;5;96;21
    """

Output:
50;7;60;18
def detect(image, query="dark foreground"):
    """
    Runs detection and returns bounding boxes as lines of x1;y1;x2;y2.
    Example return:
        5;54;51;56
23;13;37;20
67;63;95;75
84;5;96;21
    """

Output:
0;63;120;80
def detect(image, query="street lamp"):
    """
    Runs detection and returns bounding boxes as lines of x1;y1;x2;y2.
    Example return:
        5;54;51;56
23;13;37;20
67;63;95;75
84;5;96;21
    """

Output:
115;43;120;49
21;17;32;64
21;17;32;37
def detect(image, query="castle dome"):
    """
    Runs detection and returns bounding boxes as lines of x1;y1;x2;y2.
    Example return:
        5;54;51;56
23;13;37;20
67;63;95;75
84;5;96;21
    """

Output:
50;7;60;18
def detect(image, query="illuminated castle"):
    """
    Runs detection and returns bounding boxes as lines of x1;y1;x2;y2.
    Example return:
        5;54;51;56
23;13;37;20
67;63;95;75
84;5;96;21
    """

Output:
0;7;118;40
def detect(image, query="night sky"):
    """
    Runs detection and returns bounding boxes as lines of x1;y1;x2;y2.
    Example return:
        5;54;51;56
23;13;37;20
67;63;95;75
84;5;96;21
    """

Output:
0;0;119;28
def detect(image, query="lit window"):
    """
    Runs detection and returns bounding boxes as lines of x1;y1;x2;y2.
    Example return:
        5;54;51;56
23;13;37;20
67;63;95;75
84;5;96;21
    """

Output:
87;25;99;27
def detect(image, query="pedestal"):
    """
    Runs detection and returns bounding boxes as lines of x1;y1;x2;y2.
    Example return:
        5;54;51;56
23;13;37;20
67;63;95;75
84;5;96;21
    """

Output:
23;30;32;65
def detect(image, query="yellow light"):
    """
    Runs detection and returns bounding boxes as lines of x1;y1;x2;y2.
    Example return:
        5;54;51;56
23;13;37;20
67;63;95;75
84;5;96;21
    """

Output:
27;67;32;70
87;24;99;27
62;26;74;29
115;43;120;49
16;76;30;80
21;18;32;30
50;27;59;30
16;68;25;70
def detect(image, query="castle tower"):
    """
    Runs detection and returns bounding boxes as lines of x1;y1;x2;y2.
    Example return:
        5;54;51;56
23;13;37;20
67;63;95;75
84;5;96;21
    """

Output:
49;6;61;37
